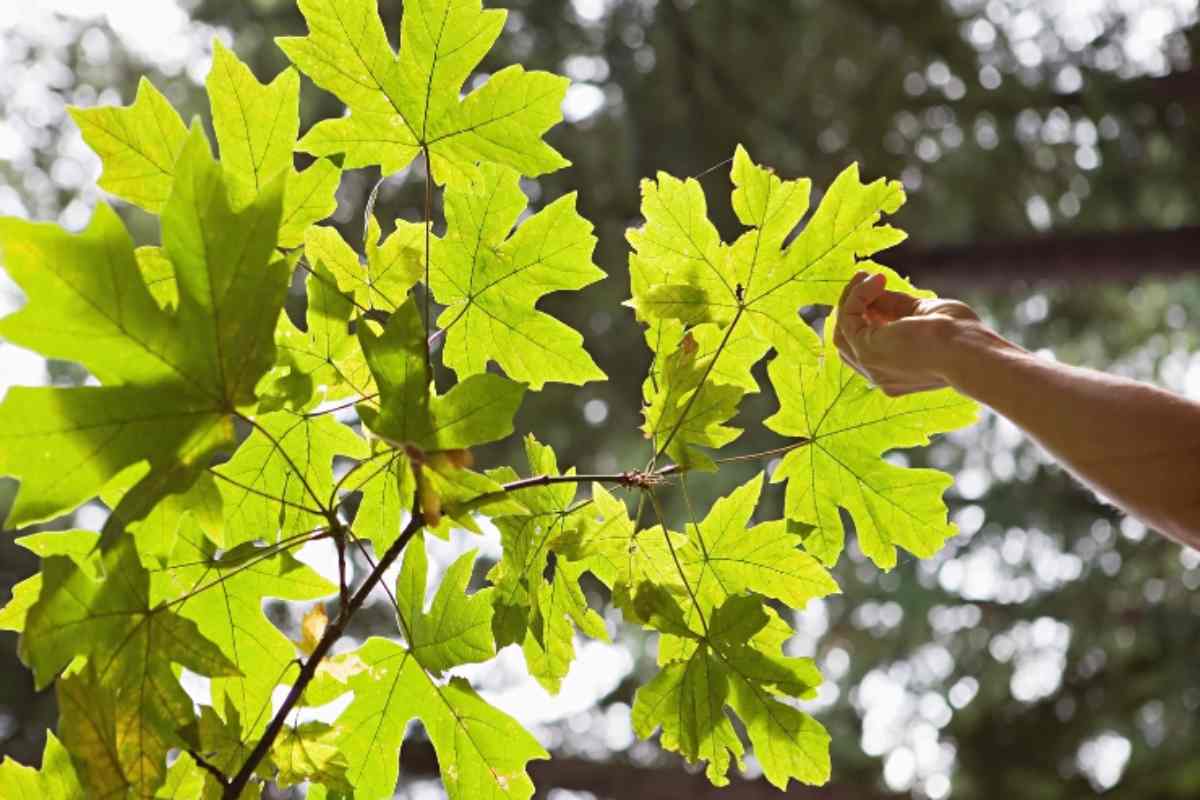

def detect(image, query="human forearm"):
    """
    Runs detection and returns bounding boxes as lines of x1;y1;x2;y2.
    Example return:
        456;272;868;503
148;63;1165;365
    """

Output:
938;321;1200;546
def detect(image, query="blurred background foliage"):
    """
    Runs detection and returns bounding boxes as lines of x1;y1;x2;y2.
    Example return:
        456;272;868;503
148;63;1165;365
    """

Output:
1;0;1198;798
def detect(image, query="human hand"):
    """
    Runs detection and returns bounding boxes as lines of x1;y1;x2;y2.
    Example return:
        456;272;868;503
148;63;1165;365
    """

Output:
834;271;981;396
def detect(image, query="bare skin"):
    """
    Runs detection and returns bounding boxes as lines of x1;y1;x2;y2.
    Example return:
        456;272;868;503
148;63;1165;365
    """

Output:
834;271;1200;548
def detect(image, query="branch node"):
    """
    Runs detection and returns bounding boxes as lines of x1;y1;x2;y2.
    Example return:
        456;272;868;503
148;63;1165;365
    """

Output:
621;469;669;490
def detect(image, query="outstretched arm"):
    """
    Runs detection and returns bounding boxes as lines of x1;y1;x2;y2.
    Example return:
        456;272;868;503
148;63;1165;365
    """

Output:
835;271;1200;547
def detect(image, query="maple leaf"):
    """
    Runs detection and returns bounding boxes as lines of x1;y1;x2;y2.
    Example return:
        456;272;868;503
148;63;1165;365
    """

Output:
630;145;922;360
673;474;839;631
0;127;289;538
358;296;527;450
270;721;351;793
278;0;570;181
522;558;610;692
0;530;99;634
430;163;606;388
72;46;338;244
395;534;496;674
214;411;367;545
632;594;830;790
310;637;547;800
263;261;374;412
69;78;189;213
646;317;771;394
304;219;424;314
566;483;690;621
206;40;341;246
766;317;980;568
22;539;239;797
485;436;607;692
154;521;336;740
0;732;83;799
642;328;747;471
344;448;417;554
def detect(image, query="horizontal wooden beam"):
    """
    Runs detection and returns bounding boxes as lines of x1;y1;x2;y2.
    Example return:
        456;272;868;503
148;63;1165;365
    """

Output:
889;226;1200;291
400;739;901;800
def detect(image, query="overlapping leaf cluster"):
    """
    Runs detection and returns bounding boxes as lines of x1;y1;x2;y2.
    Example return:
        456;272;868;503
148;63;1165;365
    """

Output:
0;0;976;797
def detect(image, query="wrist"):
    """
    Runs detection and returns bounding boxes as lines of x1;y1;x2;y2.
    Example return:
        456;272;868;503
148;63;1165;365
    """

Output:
934;318;1024;392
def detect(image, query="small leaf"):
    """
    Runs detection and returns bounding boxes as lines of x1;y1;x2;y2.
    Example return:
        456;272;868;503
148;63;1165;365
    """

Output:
69;77;188;212
305;222;423;314
345;448;416;553
266;261;372;411
633;595;830;790
674;474;839;637
643;329;746;470
485;437;606;692
297;603;329;656
570;484;689;620
154;522;335;740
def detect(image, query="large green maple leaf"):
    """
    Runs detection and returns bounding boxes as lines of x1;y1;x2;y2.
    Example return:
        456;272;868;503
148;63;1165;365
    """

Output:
766;318;979;568
628;147;926;469
22;539;238;797
630;145;920;356
0;126;288;538
278;0;570;181
674;474;839;624
310;637;547;800
632;594;829;789
154;521;336;740
430;163;605;388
